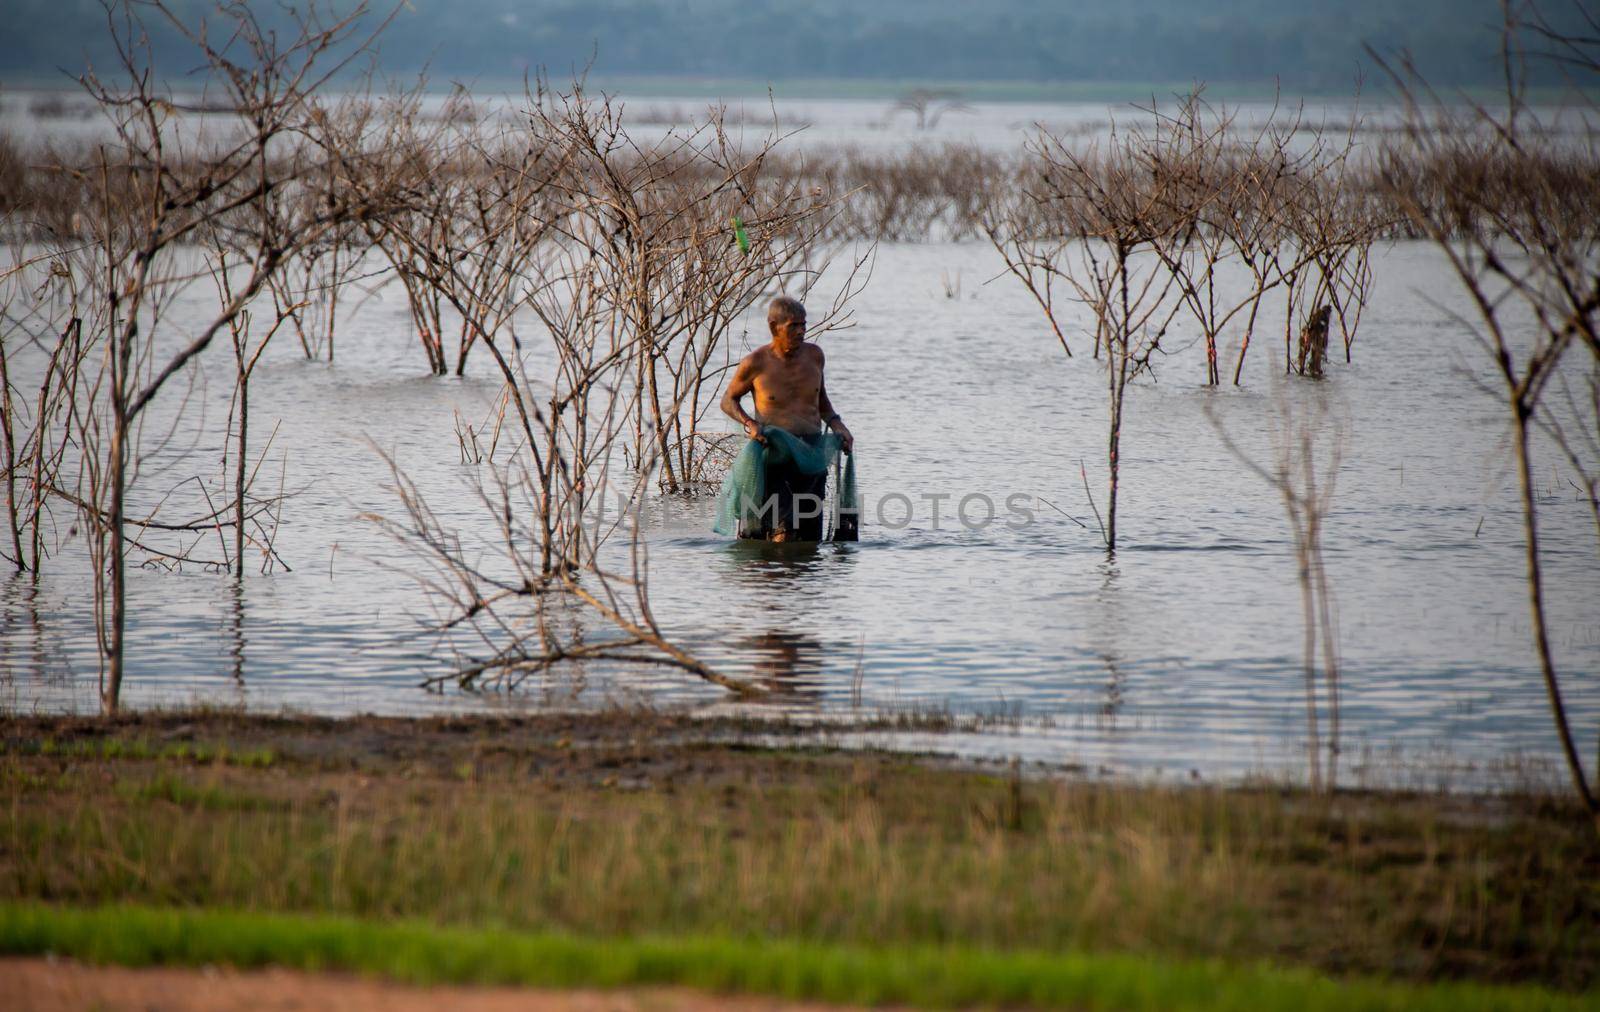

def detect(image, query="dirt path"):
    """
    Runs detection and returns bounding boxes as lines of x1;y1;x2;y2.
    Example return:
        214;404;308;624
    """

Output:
2;957;873;1012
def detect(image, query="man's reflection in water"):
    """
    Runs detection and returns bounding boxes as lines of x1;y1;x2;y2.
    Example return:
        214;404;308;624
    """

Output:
723;538;857;587
724;538;824;586
721;538;857;703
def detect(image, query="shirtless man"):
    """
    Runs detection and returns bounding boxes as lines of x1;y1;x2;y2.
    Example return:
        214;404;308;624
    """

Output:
720;297;853;541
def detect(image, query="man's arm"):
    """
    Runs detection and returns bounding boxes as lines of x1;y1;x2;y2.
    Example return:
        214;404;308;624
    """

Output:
720;352;766;443
815;348;853;453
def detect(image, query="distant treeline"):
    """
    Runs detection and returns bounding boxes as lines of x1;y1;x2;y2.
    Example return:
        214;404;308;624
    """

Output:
2;0;1592;93
8;124;1600;248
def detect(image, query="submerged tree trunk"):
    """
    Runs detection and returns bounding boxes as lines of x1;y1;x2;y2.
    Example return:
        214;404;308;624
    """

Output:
0;334;24;571
1512;405;1598;820
104;413;126;715
1204;275;1219;387
1105;244;1131;552
1106;370;1121;552
1232;282;1264;386
235;369;248;578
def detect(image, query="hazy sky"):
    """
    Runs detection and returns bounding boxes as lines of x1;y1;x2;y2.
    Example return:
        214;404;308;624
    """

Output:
0;0;1583;96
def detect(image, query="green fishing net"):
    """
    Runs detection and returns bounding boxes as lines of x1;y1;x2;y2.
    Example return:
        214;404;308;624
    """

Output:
713;426;860;540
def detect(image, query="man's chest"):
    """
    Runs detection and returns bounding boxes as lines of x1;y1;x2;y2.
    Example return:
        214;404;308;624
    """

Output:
754;360;821;399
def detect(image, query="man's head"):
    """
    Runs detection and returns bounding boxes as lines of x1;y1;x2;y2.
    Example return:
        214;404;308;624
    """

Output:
767;296;807;356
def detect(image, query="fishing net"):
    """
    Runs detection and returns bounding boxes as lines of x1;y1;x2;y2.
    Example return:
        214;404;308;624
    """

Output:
713;426;860;541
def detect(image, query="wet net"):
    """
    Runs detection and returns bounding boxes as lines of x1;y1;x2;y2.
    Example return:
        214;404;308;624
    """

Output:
713;426;860;541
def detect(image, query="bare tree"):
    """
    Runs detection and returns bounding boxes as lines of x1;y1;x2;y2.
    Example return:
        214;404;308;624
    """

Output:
986;116;1188;550
889;89;973;131
1372;1;1600;822
985;90;1387;549
35;0;401;712
365;81;858;696
0;248;93;577
266;217;367;363
205;250;295;577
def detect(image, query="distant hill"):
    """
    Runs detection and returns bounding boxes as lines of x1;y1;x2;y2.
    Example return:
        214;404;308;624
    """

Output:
0;0;1588;95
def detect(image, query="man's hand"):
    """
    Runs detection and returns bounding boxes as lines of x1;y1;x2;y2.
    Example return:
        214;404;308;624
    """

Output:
830;419;853;454
744;420;767;444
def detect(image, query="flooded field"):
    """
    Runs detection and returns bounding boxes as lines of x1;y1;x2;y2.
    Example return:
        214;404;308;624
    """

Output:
4;235;1596;787
1;93;1597;788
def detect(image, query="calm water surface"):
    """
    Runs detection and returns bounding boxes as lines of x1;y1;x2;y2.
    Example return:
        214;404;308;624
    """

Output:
1;98;1597;786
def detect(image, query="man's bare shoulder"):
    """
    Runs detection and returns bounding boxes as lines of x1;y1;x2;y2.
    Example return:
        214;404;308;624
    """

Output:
805;342;825;366
737;346;772;373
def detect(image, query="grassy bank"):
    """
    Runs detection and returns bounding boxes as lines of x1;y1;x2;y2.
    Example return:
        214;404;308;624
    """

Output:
3;903;1592;1012
2;711;1597;1003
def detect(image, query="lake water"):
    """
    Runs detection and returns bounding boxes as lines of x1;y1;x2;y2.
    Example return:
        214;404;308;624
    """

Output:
2;95;1597;789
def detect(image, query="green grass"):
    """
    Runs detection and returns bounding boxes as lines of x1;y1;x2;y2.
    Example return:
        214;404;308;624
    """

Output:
4;716;1598;996
26;736;276;767
116;772;286;812
3;902;1593;1011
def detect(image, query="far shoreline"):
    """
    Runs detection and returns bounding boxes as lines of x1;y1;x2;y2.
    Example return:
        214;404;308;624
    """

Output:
3;73;1594;107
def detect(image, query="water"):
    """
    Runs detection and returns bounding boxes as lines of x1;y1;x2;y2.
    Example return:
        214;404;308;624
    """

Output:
0;88;1259;153
3;236;1595;789
2;96;1597;789
9;85;1588;158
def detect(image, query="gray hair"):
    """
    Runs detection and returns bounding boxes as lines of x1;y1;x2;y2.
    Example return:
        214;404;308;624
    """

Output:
767;296;806;329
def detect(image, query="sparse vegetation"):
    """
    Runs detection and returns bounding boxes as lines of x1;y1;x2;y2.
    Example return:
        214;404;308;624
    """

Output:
1;712;1597;999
